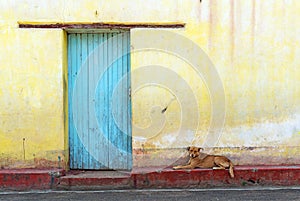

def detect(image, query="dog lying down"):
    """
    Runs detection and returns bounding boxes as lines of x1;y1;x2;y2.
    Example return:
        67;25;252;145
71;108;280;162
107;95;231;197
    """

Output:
173;146;234;178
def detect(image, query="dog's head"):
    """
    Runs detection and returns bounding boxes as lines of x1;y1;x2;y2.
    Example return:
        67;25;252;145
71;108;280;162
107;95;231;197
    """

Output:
187;146;203;158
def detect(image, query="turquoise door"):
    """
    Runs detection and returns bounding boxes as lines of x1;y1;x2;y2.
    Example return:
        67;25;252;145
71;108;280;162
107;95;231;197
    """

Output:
68;32;132;170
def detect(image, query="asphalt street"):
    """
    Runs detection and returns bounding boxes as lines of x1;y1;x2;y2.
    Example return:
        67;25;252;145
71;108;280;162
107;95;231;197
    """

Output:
1;187;300;201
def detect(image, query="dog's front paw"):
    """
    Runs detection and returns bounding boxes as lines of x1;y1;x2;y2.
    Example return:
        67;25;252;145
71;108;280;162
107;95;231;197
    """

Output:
173;166;180;170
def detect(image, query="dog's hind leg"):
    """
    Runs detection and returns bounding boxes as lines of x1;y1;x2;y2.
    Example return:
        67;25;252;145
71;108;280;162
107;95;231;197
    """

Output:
214;157;230;169
214;157;235;178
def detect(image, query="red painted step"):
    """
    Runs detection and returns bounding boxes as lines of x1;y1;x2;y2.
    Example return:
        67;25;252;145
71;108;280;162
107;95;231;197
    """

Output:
58;170;132;190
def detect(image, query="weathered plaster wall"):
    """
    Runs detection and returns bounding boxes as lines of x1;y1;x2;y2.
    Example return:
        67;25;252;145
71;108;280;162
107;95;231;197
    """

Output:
131;0;300;167
0;0;299;168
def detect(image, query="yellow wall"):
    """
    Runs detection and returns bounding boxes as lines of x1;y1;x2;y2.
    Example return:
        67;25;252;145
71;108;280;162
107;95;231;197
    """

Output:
0;28;65;168
0;0;299;168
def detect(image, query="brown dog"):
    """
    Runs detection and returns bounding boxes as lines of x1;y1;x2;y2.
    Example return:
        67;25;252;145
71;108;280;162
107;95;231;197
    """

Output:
173;146;234;178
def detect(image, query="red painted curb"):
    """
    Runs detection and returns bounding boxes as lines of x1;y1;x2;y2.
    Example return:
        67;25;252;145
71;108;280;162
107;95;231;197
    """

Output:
0;169;65;191
131;165;300;188
1;166;300;190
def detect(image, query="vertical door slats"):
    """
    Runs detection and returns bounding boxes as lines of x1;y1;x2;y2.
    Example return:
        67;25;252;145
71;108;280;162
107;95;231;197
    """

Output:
68;32;131;170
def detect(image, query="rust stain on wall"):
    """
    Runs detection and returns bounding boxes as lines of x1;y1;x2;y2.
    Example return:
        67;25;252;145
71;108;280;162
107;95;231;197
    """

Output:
208;0;215;51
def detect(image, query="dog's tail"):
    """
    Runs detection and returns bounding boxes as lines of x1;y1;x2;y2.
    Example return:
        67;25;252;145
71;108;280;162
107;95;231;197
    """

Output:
229;161;234;178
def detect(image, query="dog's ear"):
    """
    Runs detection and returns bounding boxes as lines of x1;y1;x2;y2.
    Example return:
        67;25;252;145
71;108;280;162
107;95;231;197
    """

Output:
198;147;203;152
187;146;191;151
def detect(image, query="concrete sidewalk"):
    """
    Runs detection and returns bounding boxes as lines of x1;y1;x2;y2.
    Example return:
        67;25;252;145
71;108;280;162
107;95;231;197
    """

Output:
1;165;300;191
